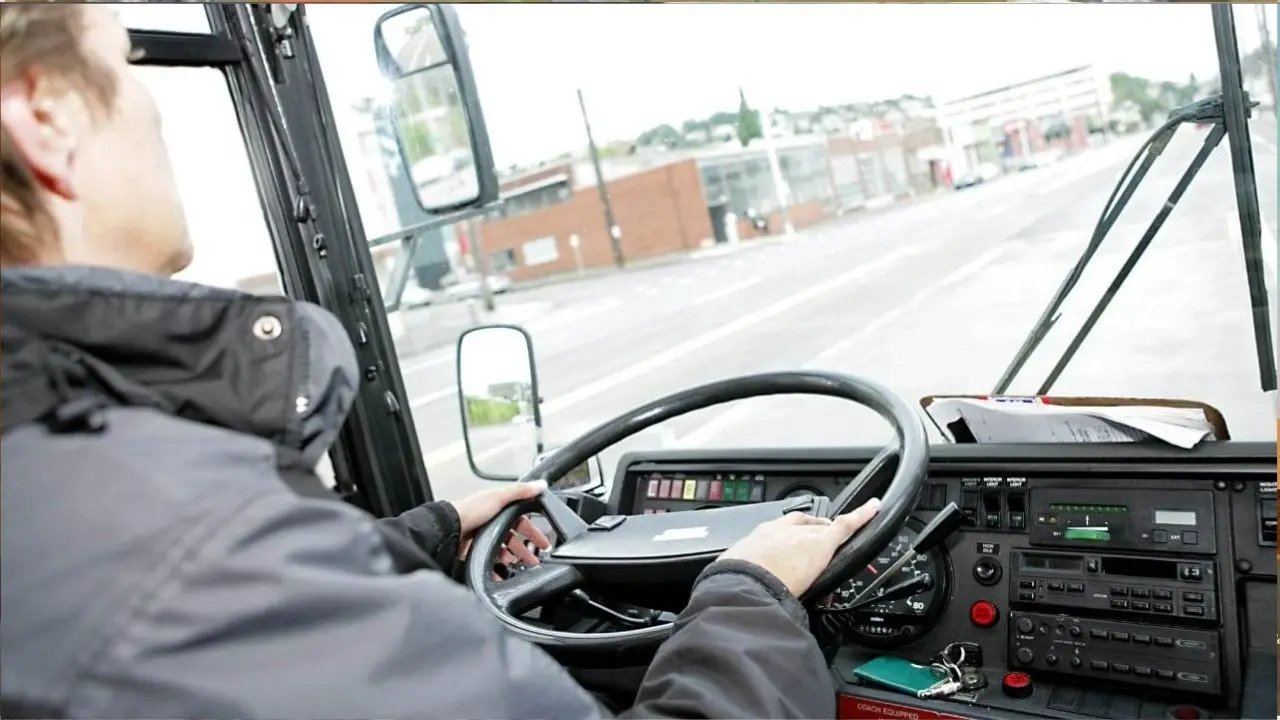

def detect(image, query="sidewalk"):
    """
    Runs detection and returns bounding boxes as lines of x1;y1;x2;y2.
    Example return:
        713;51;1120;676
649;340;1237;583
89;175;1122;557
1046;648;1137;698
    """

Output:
390;299;554;358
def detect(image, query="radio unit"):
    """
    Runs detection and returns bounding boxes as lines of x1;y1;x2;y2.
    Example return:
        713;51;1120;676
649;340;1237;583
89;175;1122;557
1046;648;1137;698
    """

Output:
1029;489;1216;555
1009;550;1218;623
1009;611;1222;695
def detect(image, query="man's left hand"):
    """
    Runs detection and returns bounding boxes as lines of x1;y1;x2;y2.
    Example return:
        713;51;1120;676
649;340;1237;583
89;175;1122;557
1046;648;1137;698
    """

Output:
453;480;553;568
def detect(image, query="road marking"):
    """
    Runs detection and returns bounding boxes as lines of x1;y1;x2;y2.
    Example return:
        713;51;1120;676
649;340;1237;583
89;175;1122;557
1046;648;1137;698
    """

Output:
423;246;922;468
671;245;1014;448
807;243;1014;365
978;203;1010;220
527;299;621;333
401;351;452;375
543;246;922;416
690;278;762;306
673;403;757;448
411;384;456;409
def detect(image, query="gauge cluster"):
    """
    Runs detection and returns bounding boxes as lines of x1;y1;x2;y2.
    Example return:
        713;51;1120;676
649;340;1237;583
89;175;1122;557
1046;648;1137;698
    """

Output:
817;519;952;648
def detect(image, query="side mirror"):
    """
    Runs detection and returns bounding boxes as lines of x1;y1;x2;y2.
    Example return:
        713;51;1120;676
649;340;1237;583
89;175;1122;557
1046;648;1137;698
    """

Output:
456;325;543;480
372;4;499;213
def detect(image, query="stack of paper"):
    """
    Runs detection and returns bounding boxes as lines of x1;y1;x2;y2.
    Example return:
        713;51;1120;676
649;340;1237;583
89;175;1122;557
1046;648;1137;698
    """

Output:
924;397;1217;449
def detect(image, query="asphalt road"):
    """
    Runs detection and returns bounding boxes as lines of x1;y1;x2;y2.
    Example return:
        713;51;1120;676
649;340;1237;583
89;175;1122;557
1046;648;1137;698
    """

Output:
399;122;1279;502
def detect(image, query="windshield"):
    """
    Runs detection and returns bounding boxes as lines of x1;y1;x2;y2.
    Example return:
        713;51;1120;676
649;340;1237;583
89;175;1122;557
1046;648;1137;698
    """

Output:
119;4;1278;501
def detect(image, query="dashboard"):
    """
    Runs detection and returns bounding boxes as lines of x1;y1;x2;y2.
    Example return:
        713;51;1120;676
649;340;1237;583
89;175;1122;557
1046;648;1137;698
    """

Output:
606;442;1277;720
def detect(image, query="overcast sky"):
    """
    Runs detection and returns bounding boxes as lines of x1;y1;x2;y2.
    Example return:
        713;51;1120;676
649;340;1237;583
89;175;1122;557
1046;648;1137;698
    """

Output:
119;3;1274;169
308;3;1274;167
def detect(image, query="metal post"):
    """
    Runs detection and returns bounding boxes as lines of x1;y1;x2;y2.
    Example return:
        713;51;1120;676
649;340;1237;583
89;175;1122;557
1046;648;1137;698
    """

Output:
577;89;625;268
467;217;495;313
760;107;796;237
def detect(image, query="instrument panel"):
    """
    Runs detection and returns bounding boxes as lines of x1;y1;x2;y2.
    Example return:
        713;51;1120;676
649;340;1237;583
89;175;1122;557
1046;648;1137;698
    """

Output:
613;444;1276;720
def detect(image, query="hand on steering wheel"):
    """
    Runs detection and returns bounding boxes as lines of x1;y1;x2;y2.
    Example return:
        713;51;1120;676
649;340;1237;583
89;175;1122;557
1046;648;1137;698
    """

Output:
454;481;553;574
464;370;929;655
721;497;881;596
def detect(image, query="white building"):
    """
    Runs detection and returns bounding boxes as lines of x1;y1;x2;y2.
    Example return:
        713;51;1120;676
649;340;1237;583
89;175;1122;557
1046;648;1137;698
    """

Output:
937;65;1112;171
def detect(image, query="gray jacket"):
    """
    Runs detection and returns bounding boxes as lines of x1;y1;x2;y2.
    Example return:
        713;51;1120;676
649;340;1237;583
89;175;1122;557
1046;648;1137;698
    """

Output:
0;266;836;719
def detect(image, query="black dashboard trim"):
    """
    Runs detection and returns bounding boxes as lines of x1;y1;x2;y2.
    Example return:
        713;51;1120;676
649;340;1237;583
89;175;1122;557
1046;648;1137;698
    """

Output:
610;441;1275;510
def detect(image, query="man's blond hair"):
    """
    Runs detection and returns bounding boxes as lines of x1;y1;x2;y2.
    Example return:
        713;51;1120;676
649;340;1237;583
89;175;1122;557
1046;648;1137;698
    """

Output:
0;4;117;266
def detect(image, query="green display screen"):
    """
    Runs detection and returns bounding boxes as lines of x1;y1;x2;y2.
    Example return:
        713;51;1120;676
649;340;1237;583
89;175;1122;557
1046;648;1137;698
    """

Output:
1050;504;1127;514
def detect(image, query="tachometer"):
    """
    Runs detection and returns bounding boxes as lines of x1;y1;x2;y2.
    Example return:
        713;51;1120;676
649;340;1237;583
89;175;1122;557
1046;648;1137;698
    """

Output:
817;518;951;648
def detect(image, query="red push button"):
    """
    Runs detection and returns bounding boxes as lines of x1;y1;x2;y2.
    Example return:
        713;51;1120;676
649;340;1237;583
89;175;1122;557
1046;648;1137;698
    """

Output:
1002;671;1033;698
970;600;999;628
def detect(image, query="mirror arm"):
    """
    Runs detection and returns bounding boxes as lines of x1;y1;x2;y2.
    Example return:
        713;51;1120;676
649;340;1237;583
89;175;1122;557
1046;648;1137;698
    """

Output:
368;204;494;249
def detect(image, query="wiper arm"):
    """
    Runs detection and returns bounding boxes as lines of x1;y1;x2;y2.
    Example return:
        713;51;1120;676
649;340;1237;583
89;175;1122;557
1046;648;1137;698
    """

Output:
1033;122;1226;395
992;117;1180;394
995;4;1276;396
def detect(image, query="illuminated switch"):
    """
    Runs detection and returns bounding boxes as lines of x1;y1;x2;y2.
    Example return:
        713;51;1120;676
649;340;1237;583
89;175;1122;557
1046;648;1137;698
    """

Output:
647;479;659;498
709;481;723;501
682;480;697;500
658;479;672;499
696;479;709;500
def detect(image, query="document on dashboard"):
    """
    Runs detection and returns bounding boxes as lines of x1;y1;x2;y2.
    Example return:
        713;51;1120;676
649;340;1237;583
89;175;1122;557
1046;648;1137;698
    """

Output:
923;397;1218;449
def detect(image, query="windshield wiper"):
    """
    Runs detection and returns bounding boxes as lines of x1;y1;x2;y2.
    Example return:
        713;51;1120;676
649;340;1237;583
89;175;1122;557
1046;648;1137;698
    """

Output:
994;4;1276;396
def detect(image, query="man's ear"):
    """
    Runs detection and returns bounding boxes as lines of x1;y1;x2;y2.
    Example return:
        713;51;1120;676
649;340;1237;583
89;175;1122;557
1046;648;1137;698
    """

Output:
0;74;82;201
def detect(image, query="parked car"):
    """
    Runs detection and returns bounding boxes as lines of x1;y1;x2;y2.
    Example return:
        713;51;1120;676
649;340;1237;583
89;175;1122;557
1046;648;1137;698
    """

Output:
955;163;1001;189
442;273;512;302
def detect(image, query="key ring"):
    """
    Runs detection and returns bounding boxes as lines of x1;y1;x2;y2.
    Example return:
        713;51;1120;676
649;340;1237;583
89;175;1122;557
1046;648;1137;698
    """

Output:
942;642;968;668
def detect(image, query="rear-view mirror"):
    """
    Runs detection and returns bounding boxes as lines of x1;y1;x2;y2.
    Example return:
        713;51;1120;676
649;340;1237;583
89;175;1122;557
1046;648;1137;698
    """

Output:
373;4;498;213
456;325;543;480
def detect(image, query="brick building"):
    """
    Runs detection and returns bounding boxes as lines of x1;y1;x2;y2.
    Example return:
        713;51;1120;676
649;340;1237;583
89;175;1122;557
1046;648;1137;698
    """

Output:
473;136;840;282
472;158;714;282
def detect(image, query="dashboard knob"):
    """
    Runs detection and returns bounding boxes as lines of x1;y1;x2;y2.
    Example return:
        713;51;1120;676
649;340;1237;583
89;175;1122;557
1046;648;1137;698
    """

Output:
1045;653;1059;666
1069;625;1082;637
972;557;1002;586
1015;647;1035;665
1015;617;1035;634
1071;656;1083;668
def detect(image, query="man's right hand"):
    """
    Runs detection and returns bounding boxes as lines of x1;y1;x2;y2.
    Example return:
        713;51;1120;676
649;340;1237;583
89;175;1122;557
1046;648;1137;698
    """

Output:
719;498;881;597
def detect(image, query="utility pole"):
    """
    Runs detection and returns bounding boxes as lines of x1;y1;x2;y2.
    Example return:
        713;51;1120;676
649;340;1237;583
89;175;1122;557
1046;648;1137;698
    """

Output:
466;217;495;312
577;89;625;268
1256;4;1277;116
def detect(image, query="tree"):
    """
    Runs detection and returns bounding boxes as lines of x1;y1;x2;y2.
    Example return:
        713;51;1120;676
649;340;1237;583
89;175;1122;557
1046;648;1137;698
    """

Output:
635;123;682;149
736;88;763;148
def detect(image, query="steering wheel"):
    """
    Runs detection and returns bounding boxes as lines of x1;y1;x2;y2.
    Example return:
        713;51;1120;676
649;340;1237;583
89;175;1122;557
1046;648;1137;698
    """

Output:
464;370;929;653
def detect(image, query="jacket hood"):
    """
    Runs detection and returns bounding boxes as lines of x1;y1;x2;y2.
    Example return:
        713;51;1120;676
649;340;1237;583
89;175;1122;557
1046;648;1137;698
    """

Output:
1;266;358;467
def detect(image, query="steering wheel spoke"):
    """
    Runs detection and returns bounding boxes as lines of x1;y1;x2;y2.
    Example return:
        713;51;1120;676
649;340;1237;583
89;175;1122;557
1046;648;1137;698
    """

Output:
828;440;899;518
490;562;583;616
533;488;590;542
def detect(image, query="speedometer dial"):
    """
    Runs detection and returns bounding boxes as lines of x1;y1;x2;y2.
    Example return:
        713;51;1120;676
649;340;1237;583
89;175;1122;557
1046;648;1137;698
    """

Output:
817;519;951;648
